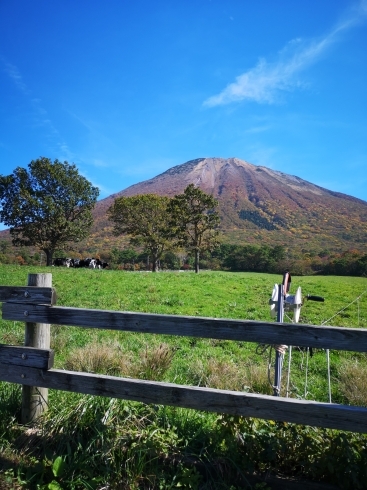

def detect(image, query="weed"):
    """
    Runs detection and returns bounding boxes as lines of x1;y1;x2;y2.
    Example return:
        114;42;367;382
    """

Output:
188;358;248;391
130;343;174;381
337;359;367;406
246;363;273;395
64;341;131;375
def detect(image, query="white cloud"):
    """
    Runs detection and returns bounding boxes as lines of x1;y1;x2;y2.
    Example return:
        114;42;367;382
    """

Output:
203;1;367;107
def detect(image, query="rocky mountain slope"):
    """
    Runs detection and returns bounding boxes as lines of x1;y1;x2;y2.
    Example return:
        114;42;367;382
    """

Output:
91;157;367;253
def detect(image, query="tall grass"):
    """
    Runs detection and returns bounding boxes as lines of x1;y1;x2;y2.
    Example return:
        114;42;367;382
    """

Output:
1;264;367;488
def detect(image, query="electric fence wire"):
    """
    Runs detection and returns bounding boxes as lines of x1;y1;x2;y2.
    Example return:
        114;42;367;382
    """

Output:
319;289;367;403
255;343;277;392
284;312;309;400
320;289;367;327
259;288;367;401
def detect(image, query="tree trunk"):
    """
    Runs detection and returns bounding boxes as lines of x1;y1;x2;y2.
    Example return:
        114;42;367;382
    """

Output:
194;250;200;273
45;249;53;266
152;256;159;272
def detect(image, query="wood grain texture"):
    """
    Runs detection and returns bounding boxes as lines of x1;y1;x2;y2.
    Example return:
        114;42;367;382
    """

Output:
3;303;367;352
0;286;56;305
0;364;365;433
21;273;52;424
0;344;54;369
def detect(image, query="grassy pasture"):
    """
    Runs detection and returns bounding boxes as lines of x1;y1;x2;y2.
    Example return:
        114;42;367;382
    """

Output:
0;265;367;489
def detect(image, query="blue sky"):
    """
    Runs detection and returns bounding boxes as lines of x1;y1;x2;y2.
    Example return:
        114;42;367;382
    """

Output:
1;0;366;228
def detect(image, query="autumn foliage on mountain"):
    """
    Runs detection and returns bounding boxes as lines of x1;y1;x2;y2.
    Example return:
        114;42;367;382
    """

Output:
89;157;367;255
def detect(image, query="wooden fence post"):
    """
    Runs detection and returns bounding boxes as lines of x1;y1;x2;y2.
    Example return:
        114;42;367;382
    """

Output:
21;273;52;424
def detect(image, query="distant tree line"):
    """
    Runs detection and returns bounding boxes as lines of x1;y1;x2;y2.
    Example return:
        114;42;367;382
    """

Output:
213;243;286;272
1;239;366;277
107;245;367;276
321;250;367;277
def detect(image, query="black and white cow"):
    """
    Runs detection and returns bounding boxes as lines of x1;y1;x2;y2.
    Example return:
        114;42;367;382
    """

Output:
73;258;99;268
84;258;109;269
53;257;73;267
95;259;109;269
73;258;91;268
88;258;97;269
59;257;109;269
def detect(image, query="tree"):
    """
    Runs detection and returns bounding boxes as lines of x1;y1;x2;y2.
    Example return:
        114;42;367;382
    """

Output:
168;184;220;273
0;157;99;265
223;244;285;272
108;194;172;272
161;251;180;270
111;248;138;267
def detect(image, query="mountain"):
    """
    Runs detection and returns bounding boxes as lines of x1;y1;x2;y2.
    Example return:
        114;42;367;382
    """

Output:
1;157;367;254
91;157;367;253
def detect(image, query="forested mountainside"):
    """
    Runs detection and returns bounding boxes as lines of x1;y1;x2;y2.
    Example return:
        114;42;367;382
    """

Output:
89;157;367;254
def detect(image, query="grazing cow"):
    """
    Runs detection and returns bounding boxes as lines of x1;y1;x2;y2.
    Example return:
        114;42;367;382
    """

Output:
72;258;90;268
74;258;95;268
61;257;108;269
53;257;73;267
95;259;109;269
88;258;97;269
65;258;74;268
86;258;109;269
53;258;65;266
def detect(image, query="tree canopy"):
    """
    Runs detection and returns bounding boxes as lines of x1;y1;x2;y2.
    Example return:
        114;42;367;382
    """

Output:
0;157;99;265
107;194;172;272
108;187;220;273
168;184;220;273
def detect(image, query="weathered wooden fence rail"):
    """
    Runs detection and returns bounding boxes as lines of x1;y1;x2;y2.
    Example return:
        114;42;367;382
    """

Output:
1;274;367;433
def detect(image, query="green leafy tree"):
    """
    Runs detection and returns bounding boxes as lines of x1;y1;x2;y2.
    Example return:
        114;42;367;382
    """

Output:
0;157;99;265
161;251;180;270
168;184;220;273
111;248;138;267
223;244;285;272
108;194;172;272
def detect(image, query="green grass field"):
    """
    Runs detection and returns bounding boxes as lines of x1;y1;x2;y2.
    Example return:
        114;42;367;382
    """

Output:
0;265;367;489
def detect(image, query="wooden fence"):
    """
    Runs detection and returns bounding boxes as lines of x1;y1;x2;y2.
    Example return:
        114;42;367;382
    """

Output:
0;273;366;433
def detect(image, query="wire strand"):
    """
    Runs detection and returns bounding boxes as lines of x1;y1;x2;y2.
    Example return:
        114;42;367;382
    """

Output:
321;289;367;326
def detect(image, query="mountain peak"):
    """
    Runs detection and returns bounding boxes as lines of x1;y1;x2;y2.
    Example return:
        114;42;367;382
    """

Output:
92;157;367;252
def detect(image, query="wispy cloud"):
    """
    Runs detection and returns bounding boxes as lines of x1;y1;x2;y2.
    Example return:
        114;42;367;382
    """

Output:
91;159;110;168
32;97;74;160
116;157;178;179
2;58;29;94
1;57;74;161
245;125;271;134
204;1;367;107
245;144;279;169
